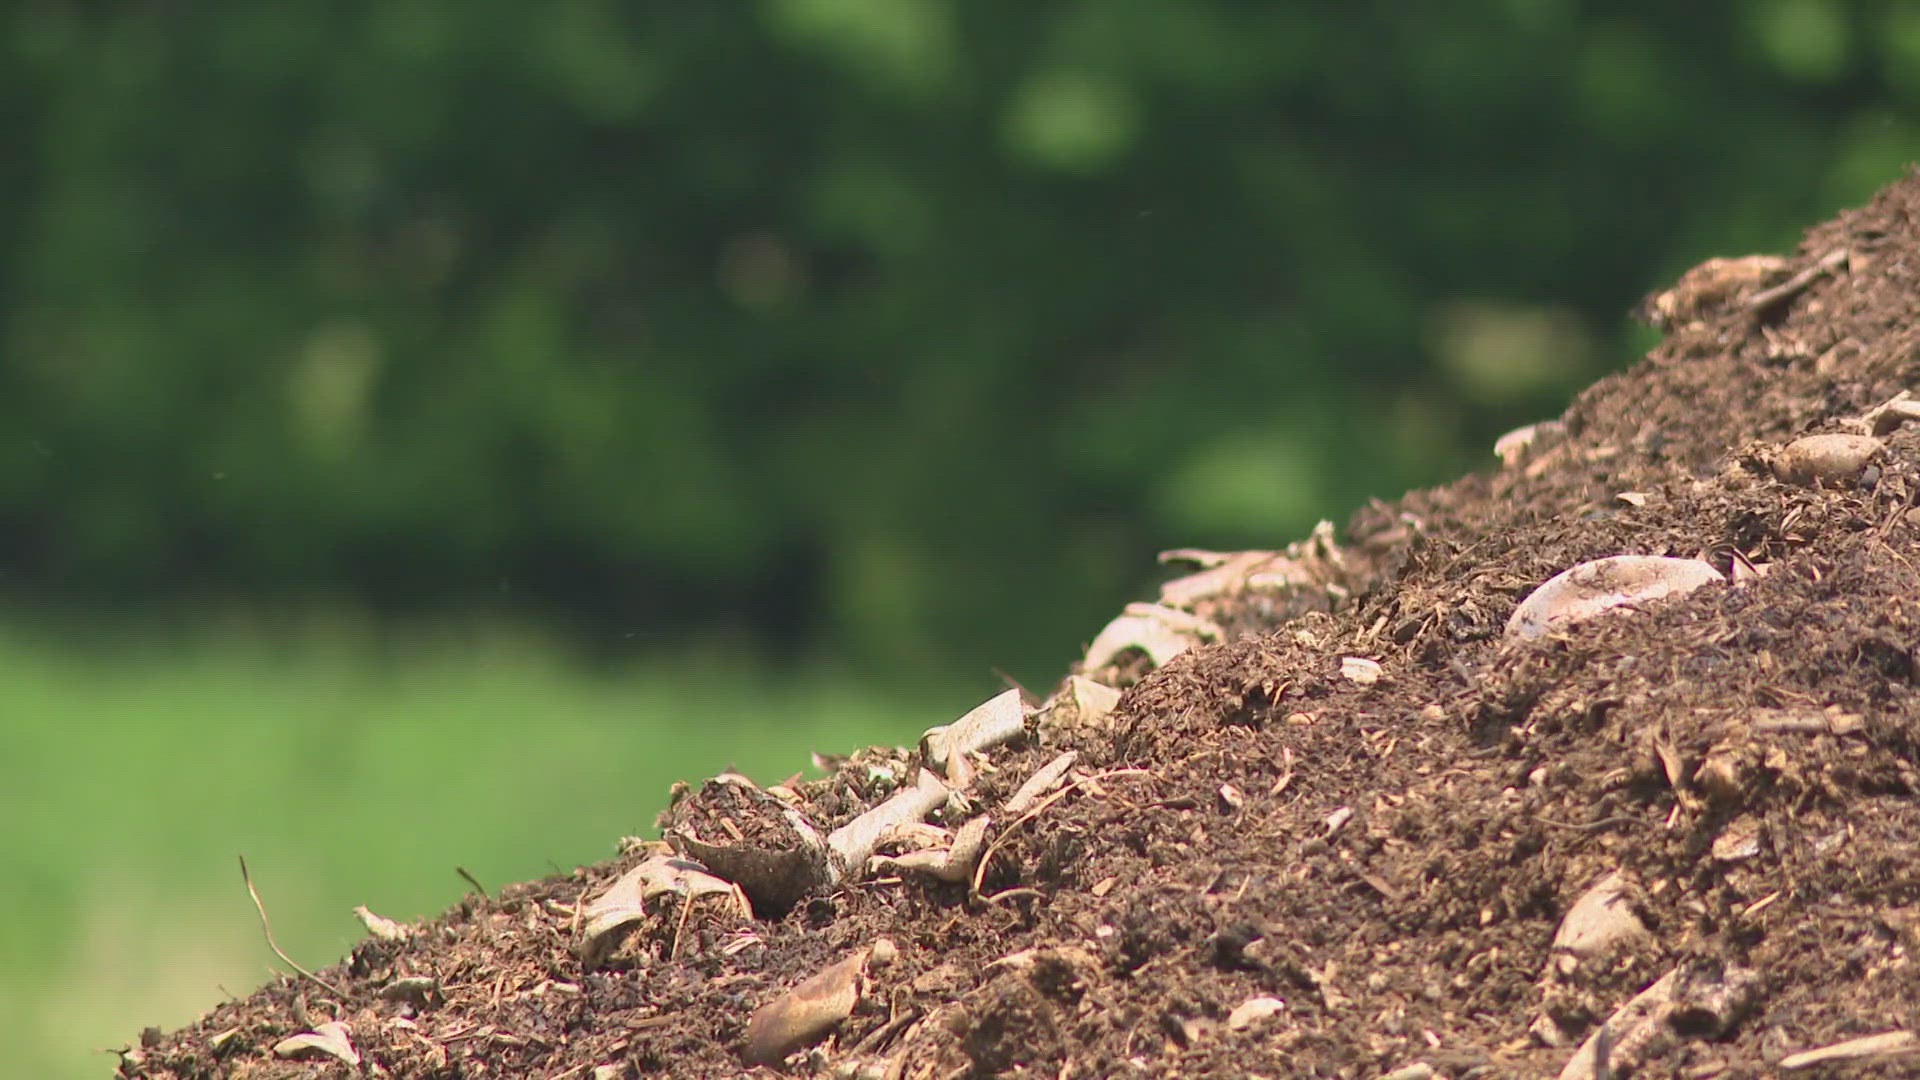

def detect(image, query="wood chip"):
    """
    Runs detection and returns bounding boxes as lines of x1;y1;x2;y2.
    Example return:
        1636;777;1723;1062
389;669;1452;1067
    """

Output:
741;949;870;1067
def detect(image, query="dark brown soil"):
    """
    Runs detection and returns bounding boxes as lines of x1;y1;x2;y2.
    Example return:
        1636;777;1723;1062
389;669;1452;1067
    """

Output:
118;173;1920;1079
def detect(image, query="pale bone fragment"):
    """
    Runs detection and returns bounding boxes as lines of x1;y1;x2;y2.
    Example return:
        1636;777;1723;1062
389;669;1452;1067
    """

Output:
1003;751;1078;816
592;1067;621;1080
1083;603;1224;670
1507;556;1724;640
1378;1065;1436;1080
1157;549;1285;606
1743;247;1848;311
272;1021;360;1066
1861;390;1920;435
1157;547;1246;569
986;944;1100;975
1778;1029;1917;1070
1548;872;1648;977
1771;433;1884;486
1340;656;1383;685
1157;521;1348;604
1226;996;1287;1031
1751;706;1864;735
1325;806;1354;835
1556;964;1760;1080
578;853;751;965
741;947;871;1067
1494;420;1564;467
869;815;990;883
827;769;951;880
921;689;1025;776
353;904;409;941
1643;255;1789;328
875;821;950;852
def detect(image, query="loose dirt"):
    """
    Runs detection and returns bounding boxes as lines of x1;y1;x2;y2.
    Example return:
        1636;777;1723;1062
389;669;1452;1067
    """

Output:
119;173;1920;1079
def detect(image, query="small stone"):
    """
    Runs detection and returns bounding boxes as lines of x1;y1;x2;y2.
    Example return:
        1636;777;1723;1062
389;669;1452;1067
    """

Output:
1772;433;1884;486
1712;818;1764;862
1549;871;1649;977
1494;421;1562;466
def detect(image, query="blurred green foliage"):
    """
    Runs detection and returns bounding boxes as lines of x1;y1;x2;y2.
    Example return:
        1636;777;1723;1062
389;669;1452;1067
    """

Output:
5;1;1917;680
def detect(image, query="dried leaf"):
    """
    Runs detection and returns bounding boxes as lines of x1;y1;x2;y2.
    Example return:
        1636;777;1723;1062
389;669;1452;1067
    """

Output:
1002;751;1077;816
272;1021;359;1066
579;853;750;965
1039;676;1121;733
353;905;410;941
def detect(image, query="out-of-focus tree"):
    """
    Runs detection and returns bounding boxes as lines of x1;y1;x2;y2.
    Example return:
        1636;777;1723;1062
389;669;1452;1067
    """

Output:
3;1;1915;679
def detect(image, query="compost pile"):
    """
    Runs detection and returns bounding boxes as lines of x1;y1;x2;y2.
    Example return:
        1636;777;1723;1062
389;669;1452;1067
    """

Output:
121;175;1920;1079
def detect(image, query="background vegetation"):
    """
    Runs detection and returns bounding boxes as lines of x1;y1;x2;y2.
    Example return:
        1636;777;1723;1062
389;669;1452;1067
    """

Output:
5;1;1916;1076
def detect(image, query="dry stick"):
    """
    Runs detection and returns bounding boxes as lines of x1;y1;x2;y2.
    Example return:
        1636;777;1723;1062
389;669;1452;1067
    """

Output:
1745;247;1848;311
667;889;694;961
848;1005;922;1056
237;855;347;999
970;768;1154;901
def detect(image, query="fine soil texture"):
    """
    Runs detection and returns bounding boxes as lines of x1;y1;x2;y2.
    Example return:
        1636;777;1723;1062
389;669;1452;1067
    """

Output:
119;173;1920;1079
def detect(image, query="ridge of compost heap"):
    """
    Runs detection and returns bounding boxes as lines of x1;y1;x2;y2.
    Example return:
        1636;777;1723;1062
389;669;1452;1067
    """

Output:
119;173;1920;1079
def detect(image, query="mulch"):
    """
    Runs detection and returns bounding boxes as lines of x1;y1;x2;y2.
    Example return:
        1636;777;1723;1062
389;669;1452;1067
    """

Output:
118;171;1920;1079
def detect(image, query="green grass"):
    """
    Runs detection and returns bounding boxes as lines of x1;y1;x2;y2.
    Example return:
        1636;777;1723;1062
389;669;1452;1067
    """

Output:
0;619;961;1079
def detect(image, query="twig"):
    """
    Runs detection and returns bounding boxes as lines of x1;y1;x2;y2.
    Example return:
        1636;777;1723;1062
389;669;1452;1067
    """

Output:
237;856;346;999
1534;814;1639;833
971;768;1154;900
668;889;694;961
848;1005;922;1056
1745;248;1848;311
991;667;1038;708
456;866;488;898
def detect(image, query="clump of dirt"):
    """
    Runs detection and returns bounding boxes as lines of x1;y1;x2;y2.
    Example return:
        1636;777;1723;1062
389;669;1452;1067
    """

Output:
119;173;1920;1079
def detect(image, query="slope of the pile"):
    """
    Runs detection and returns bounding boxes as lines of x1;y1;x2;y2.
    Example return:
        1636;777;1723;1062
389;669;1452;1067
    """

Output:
118;174;1920;1079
